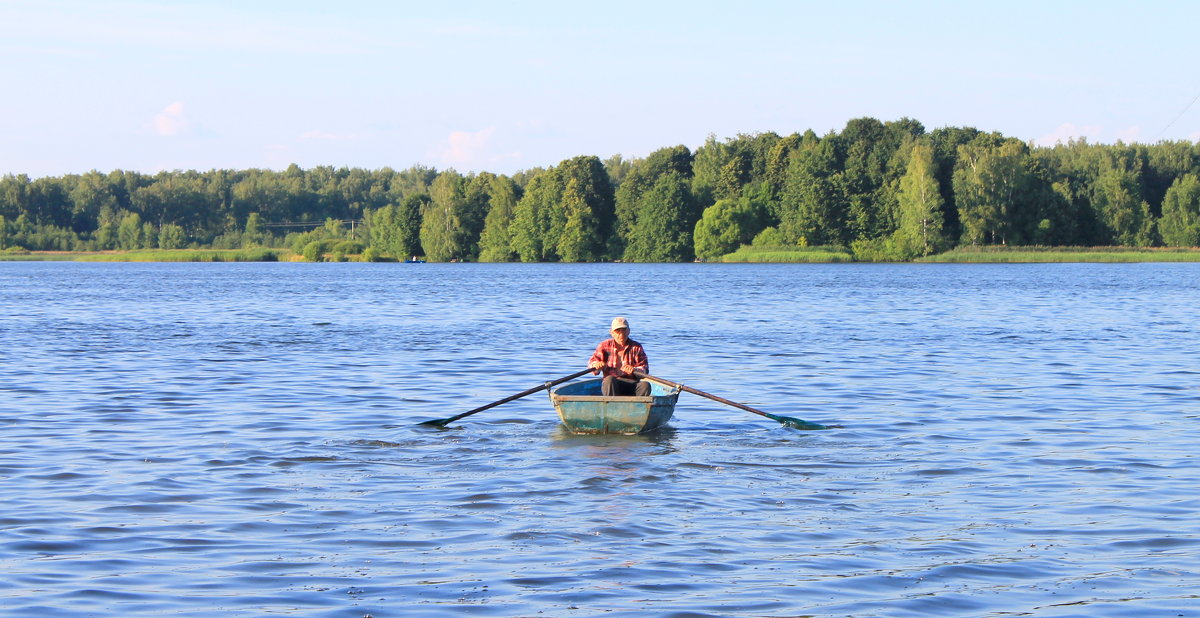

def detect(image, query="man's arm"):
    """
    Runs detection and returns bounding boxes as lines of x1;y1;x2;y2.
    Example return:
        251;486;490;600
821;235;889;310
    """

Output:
620;344;648;376
633;345;648;374
588;341;608;374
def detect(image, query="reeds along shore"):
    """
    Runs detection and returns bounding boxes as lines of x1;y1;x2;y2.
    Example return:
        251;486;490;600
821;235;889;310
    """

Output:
915;246;1200;263
0;248;291;262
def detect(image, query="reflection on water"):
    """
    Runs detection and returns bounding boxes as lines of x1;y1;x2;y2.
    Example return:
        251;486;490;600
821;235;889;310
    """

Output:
550;424;681;452
0;262;1198;616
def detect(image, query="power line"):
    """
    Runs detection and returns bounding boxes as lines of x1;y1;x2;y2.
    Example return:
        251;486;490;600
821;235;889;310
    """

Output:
1155;88;1200;141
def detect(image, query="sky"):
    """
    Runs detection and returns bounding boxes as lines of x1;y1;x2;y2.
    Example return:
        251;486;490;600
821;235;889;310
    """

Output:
2;0;1199;179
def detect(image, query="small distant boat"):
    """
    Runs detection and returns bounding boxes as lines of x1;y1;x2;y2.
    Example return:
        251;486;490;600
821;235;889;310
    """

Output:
549;377;681;435
405;256;426;263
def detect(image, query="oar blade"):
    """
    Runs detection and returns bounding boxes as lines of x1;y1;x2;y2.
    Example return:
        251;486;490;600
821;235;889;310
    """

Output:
417;418;451;428
765;412;828;430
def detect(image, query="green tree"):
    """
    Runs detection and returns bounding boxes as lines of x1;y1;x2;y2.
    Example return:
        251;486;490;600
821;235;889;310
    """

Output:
557;156;615;260
509;170;561;262
94;206;118;249
132;172;222;235
763;132;809;198
396;193;426;257
0;176;33;236
1091;167;1149;246
715;153;751;201
142;221;157;248
691;133;779;208
9;214;34;248
613;147;690;256
302;240;333;262
693;195;769;260
603;154;633;188
1011;152;1081;247
232;170;309;229
893;142;946;257
418;171;509;261
1144;141;1197;215
751;226;786;247
23;177;68;229
459;172;497;255
953;140;1030;245
1158;174;1200;246
420;171;468;261
622;172;697;262
366;194;424;258
367;204;405;257
65;171;118;233
837;117;890;241
557;177;603;261
691;134;728;207
243;212;264;247
323;217;345;238
117;211;143;250
159;224;186;249
927;126;985;239
477;175;522;262
509;156;613;262
778;136;845;246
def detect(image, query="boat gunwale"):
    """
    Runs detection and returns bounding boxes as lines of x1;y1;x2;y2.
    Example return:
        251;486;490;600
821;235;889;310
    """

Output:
550;378;682;401
551;394;659;403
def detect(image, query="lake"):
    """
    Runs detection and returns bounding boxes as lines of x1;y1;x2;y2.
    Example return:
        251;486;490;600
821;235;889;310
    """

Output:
1;261;1197;616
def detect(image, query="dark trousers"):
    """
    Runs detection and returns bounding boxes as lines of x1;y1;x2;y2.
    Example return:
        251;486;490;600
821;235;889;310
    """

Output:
602;376;651;397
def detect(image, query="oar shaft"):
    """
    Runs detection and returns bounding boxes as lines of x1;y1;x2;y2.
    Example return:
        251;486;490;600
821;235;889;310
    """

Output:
634;371;825;429
428;368;592;426
634;372;772;419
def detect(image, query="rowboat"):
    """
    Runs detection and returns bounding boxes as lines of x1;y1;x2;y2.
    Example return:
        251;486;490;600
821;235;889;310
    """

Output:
549;377;681;434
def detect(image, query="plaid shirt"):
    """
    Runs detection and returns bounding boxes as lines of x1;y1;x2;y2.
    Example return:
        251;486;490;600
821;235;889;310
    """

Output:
589;338;649;378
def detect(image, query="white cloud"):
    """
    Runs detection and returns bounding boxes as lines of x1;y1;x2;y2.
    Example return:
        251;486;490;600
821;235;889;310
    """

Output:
152;101;189;137
433;127;525;170
440;127;496;167
1034;122;1102;147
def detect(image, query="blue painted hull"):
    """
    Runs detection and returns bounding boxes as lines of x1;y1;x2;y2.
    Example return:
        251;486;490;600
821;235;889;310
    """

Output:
549;377;680;435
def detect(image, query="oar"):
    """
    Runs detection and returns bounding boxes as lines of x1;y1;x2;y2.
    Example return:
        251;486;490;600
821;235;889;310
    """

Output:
419;368;593;428
633;371;827;430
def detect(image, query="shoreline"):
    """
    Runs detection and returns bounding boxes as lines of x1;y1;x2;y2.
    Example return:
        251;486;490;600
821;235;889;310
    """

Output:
5;246;1200;263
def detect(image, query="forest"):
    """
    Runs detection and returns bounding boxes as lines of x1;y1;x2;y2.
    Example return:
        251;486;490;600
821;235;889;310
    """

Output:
3;117;1200;262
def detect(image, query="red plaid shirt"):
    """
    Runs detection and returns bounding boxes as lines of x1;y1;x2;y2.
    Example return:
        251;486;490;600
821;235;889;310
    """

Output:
589;338;649;378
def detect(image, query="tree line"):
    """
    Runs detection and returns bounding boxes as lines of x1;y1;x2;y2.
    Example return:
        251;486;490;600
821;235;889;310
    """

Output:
4;117;1200;261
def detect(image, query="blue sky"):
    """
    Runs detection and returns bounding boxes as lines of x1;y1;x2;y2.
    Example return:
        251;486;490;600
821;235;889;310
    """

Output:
2;0;1198;178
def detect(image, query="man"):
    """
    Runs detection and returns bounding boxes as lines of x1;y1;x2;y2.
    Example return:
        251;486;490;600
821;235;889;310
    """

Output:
588;317;651;397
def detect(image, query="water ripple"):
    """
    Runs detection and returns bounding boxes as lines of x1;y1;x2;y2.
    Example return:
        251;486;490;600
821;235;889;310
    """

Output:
1;262;1199;615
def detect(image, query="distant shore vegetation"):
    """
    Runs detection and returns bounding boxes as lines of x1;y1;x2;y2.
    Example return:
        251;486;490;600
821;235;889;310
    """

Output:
7;245;1199;263
4;117;1200;263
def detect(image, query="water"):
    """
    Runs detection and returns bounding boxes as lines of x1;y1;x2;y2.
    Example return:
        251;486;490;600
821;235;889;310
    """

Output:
1;262;1198;616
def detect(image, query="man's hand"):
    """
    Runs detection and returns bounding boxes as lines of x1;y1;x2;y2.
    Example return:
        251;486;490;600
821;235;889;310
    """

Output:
589;360;605;374
620;363;635;376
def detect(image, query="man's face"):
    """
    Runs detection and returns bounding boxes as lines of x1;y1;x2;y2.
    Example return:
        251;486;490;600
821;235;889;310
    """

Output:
612;327;629;345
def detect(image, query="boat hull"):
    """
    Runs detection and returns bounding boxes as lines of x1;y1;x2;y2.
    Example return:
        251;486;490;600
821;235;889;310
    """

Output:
550;378;680;435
